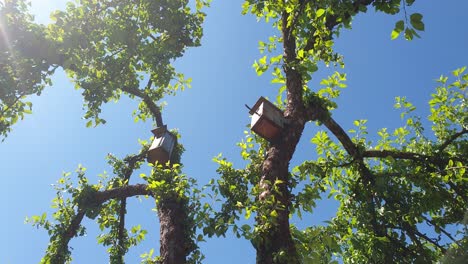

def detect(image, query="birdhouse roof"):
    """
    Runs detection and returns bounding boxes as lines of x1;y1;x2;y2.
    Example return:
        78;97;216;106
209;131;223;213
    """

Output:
249;96;283;115
151;125;168;137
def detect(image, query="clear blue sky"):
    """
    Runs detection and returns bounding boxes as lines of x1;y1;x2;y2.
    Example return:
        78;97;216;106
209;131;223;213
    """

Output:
1;1;467;263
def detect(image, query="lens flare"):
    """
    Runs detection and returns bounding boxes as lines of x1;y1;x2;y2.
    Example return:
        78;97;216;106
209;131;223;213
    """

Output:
0;1;14;58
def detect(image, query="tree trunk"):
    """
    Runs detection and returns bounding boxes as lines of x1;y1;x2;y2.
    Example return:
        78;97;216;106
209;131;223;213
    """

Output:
255;118;305;264
255;76;305;263
255;10;307;264
157;196;192;264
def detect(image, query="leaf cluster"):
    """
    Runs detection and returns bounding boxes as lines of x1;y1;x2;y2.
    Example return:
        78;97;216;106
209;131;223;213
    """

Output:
0;0;208;137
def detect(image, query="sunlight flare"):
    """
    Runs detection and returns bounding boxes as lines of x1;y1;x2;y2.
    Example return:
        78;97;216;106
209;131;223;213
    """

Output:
0;15;14;60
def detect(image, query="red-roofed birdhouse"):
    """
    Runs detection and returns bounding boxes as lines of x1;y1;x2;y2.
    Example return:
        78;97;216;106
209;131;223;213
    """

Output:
147;125;177;165
249;97;285;142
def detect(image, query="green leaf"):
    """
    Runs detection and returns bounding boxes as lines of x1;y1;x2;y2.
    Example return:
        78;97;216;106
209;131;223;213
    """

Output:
391;30;400;40
241;224;251;232
411;21;424;31
316;9;325;18
270;210;278;217
391;20;404;40
245;208;251;220
410;13;423;23
270;54;282;64
297;49;304;59
376;236;390;243
410;13;424;31
11;115;18;125
452;66;466;77
404;28;413;40
395;20;405;31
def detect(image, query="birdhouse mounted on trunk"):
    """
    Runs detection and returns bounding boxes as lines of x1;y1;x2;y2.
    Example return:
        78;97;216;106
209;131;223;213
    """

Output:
248;97;285;142
147;125;177;165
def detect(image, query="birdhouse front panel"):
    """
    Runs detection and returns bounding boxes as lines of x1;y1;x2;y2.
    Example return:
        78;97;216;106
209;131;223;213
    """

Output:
249;97;285;141
251;112;282;140
147;131;176;165
262;102;285;127
160;131;176;156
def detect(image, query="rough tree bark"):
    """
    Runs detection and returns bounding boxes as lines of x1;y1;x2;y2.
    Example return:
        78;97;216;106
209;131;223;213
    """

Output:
254;1;381;262
157;195;192;264
155;143;192;264
255;11;307;264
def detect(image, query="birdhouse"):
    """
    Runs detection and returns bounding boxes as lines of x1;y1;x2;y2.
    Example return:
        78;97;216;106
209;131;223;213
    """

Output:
249;97;285;142
147;125;177;165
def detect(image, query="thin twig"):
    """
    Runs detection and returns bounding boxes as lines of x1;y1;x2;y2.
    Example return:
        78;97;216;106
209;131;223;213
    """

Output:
438;128;468;152
116;151;148;260
422;215;462;247
413;229;447;253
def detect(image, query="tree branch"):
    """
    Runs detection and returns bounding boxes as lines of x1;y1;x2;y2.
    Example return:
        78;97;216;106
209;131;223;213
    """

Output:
422;215;462;248
48;184;151;263
117;199;127;260
120;79;164;127
387;220;446;259
0;90;28;116
438;128;468;152
304;0;375;52
116;151;147;260
47;209;87;263
63;209;86;246
282;10;304;113
363;150;433;161
399;224;426;255
322;115;360;157
304;101;361;158
413;229;447;254
55;53;164;127
289;0;308;33
94;184;152;203
122;152;147;180
362;149;467;168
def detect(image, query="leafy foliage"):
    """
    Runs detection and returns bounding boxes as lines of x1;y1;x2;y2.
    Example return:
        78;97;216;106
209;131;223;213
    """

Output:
5;0;210;263
29;139;209;263
3;0;467;263
0;0;208;136
0;0;52;138
208;0;467;263
214;64;467;263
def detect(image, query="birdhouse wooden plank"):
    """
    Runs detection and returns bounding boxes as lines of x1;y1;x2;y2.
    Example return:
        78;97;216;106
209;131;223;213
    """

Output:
249;97;285;142
147;125;177;165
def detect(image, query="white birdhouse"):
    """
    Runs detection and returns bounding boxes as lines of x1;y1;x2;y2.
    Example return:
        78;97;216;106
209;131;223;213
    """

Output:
147;125;176;165
249;97;285;142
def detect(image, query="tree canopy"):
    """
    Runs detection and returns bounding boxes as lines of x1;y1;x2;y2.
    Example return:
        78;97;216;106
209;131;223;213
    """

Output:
0;0;466;263
210;1;467;263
